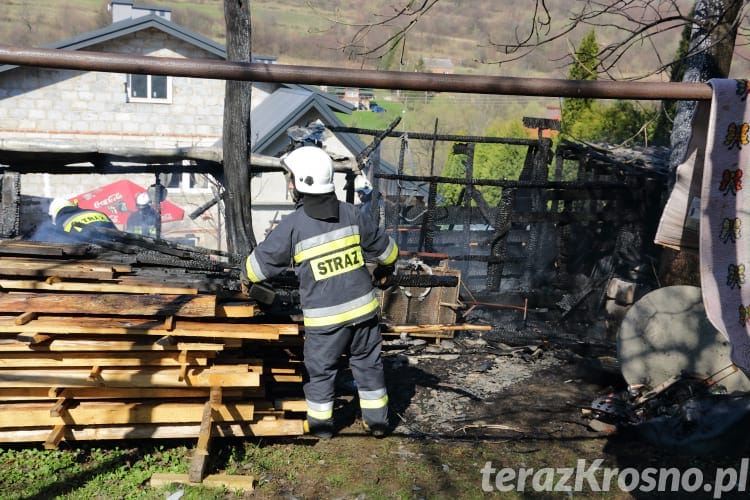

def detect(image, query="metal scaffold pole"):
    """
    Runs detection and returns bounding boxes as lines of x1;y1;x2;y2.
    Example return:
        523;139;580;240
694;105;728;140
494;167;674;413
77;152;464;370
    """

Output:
0;45;713;101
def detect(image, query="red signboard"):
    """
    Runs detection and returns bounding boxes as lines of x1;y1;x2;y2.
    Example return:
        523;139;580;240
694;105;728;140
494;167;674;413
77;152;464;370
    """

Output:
71;179;185;226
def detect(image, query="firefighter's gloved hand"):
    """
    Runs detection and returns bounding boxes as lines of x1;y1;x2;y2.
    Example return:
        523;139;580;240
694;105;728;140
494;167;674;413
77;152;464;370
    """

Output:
372;264;396;289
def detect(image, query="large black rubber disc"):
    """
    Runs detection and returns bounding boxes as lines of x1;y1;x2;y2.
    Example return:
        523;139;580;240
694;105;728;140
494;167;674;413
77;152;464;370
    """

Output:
617;285;750;393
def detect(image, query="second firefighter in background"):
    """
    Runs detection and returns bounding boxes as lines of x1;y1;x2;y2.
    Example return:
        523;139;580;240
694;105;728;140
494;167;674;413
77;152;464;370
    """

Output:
126;192;158;237
242;146;398;439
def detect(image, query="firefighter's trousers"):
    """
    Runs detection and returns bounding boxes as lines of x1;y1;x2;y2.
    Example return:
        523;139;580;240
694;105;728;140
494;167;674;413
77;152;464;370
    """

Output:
303;315;389;427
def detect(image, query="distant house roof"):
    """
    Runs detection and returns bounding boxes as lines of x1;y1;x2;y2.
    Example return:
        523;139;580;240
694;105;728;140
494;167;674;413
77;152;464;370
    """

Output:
49;14;224;56
250;87;354;155
423;57;454;71
250;88;425;198
110;0;171;22
0;14;274;73
0;15;223;75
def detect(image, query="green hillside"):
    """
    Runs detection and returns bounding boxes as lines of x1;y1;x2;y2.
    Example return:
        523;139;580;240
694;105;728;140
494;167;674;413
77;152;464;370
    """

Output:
3;0;742;80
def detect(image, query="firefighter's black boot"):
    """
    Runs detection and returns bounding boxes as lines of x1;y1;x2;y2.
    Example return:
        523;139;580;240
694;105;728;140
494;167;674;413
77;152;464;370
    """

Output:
304;416;334;439
361;420;388;438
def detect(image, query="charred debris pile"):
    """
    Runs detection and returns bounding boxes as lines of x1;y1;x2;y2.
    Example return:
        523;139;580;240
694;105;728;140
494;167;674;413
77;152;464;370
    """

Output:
0;119;672;341
358;120;670;342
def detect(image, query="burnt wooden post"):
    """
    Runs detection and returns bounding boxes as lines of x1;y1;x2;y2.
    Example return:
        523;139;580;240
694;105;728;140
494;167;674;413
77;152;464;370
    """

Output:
222;0;255;254
344;170;356;205
394;137;408;246
0;172;20;238
419;120;440;252
488;189;514;291
458;143;475;249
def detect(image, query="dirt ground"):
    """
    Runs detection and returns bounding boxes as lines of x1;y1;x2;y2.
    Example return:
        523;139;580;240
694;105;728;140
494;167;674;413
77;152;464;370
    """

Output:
241;313;750;499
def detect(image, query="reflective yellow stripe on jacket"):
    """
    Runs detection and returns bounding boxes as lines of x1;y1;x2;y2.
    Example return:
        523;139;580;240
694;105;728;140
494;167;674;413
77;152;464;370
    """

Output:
294;225;366;283
63;212;111;232
376;237;399;265
302;291;379;328
294;226;361;263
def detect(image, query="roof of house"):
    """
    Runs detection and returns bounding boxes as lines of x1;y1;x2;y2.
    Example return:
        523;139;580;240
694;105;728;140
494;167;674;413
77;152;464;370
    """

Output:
0;15;222;74
250;87;355;155
0;11;417;193
423;57;454;70
48;14;222;54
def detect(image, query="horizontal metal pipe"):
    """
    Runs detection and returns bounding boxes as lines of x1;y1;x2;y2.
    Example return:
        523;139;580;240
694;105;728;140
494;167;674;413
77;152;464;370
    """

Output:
0;44;712;101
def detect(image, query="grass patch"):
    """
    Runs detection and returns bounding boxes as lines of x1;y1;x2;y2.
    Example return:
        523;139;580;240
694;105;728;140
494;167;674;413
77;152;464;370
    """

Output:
337;98;404;130
0;443;211;499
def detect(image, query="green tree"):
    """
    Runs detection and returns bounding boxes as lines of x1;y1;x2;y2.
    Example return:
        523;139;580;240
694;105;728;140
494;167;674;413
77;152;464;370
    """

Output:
561;30;598;132
562;31;659;146
567;100;658;146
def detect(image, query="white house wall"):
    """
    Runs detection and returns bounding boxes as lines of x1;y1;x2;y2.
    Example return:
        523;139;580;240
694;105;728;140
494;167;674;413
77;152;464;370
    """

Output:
0;30;225;149
1;27;357;252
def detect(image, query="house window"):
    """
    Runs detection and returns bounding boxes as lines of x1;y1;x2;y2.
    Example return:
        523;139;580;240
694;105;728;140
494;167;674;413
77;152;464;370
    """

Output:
127;74;172;103
167;172;213;193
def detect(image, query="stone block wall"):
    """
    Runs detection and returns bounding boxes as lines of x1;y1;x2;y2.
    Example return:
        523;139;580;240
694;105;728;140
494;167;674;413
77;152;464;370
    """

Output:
0;29;225;149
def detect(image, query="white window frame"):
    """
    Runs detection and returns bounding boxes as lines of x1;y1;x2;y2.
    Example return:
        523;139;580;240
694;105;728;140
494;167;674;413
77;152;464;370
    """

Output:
167;172;214;194
127;74;173;103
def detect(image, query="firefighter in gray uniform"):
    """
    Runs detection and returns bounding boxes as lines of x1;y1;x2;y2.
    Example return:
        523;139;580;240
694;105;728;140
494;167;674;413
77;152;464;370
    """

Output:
242;146;399;439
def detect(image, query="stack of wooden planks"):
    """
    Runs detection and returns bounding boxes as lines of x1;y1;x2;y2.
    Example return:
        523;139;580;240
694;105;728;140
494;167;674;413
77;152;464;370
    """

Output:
0;240;306;480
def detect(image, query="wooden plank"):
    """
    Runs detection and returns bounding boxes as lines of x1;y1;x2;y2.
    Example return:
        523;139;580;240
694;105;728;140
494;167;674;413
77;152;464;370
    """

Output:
0;293;216;317
215;302;260;318
164;315;175;331
270;374;304;383
273;399;307;412
0;279;198;295
0;335;230;352
0;240;94;257
44;424;66;450
0;352;212;368
245;416;305;436
16;333;52;345
50;397;68;417
0;257;129;279
14;311;37;325
0;366;261;388
151;473;254;491
0;418;305;442
189;400;214;483
0;401;256;427
0;387;248;400
171;321;298;337
0;316;294;339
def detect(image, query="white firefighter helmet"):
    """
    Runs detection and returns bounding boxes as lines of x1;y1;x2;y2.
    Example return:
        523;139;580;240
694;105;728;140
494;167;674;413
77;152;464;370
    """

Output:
354;174;372;195
281;146;335;194
136;192;151;208
48;197;74;225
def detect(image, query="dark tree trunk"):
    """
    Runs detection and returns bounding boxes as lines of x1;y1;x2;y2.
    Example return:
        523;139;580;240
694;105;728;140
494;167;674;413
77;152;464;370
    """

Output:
663;0;743;285
222;0;256;254
669;0;743;181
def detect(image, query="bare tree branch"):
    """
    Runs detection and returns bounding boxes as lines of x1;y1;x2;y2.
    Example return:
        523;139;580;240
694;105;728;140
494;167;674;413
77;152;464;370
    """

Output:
329;0;749;80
